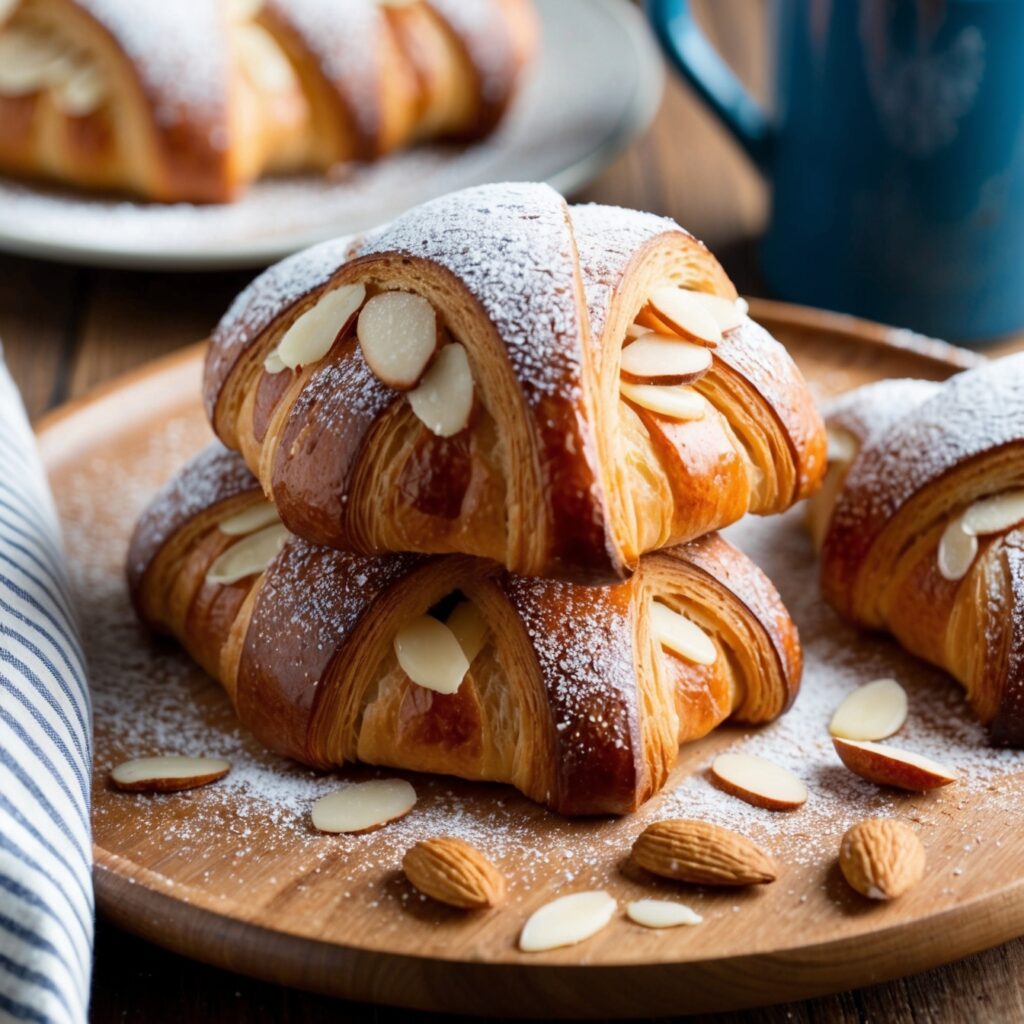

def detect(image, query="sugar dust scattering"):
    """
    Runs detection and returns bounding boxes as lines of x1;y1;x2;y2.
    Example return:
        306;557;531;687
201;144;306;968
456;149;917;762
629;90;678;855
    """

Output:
57;402;1023;918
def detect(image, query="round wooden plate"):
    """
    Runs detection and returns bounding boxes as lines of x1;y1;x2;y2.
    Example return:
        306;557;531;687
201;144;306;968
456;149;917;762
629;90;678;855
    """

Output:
37;301;1024;1019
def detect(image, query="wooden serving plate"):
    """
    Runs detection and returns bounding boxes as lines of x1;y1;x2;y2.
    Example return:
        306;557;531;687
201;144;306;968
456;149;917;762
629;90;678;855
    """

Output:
37;301;1024;1018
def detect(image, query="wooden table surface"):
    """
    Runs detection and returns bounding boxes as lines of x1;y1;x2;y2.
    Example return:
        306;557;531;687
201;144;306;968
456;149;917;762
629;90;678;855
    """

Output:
1;2;1022;1021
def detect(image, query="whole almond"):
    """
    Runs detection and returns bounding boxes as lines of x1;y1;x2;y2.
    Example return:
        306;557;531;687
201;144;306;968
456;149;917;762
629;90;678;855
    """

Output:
631;819;776;886
839;819;925;900
403;837;506;909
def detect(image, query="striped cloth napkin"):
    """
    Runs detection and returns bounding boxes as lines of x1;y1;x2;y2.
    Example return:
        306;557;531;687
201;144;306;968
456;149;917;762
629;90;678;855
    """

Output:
0;357;92;1023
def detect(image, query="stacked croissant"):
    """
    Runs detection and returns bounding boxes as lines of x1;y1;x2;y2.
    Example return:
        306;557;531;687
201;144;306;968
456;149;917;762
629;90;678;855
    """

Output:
129;182;829;814
0;0;536;202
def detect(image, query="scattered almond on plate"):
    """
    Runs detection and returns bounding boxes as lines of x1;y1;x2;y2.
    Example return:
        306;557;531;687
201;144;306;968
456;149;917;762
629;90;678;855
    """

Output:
710;752;807;810
311;778;416;834
832;737;957;791
829;678;908;741
626;899;703;929
110;755;230;792
518;891;617;952
403;837;506;909
631;819;776;886
839;819;925;900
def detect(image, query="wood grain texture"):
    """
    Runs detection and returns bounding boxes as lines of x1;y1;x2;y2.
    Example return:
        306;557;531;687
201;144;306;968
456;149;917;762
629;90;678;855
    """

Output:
35;311;1023;1020
1;2;1024;1020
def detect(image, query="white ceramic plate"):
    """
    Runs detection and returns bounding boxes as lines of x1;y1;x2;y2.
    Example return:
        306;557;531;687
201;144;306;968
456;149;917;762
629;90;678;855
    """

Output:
0;0;663;270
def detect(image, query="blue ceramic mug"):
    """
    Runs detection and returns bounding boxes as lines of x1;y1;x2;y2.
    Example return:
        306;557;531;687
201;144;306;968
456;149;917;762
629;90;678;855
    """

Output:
647;0;1024;342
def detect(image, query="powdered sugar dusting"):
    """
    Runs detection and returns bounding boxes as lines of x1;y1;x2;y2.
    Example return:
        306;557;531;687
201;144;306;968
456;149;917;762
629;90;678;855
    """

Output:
78;0;228;130
428;0;519;105
127;441;256;585
569;201;681;342
834;354;1024;536
240;534;420;751
205;235;359;418
503;573;637;798
267;0;382;146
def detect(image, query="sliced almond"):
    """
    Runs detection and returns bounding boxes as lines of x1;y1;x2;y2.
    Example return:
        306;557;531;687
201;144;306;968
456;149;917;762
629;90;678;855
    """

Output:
407;342;473;437
619;381;705;422
710;753;807;811
651;600;716;666
625;322;653;340
840;818;926;900
403;837;506;909
829;678;908;741
620;335;712;385
52;63;105;116
206;522;289;586
0;27;68;95
691;291;745;333
518;891;616;952
357;291;439;390
961;489;1024;536
218;499;281;536
271;282;366;371
647;287;724;345
311;778;416;834
937;517;978;581
394;615;470;694
110;755;229;793
833;737;957;791
446;600;488;664
263;349;287;375
626;899;703;929
631;819;776;886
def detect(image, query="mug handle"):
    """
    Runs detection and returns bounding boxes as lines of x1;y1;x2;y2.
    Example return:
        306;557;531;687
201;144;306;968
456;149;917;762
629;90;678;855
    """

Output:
646;0;773;170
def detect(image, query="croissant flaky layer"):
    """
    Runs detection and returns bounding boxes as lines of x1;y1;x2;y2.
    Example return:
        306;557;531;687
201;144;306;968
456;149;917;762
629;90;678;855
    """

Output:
0;0;536;202
204;182;826;582
810;355;1024;747
128;444;802;815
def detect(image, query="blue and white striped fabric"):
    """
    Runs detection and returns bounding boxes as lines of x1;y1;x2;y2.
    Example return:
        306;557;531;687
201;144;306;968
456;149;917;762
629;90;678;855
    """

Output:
0;356;92;1024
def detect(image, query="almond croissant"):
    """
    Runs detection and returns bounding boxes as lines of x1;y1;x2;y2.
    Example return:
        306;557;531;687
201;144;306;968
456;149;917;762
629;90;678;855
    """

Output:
0;0;536;202
128;444;802;815
810;355;1024;746
204;181;826;582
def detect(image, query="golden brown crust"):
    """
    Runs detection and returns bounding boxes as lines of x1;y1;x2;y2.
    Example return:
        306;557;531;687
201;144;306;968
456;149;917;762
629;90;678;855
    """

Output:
816;357;1024;745
203;183;827;581
129;444;803;815
0;0;534;202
